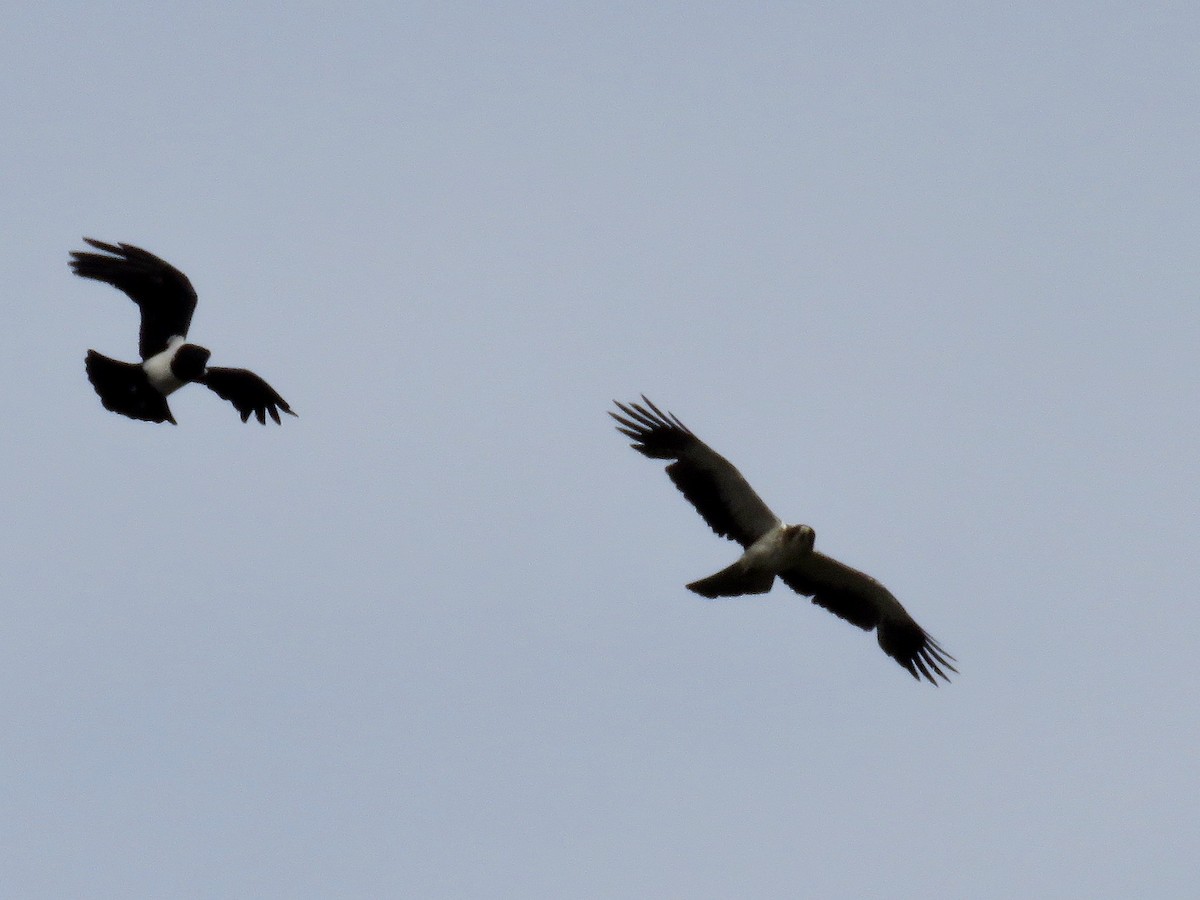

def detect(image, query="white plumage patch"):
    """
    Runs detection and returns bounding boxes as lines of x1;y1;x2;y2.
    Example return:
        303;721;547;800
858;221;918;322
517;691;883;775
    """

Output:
141;335;186;395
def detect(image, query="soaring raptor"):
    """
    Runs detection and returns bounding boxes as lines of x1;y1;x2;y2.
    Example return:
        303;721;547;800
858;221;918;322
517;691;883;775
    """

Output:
70;238;297;425
611;397;955;684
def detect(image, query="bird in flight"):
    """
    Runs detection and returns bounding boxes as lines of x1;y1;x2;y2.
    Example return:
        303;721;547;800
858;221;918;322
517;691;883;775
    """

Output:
70;238;297;425
611;397;955;684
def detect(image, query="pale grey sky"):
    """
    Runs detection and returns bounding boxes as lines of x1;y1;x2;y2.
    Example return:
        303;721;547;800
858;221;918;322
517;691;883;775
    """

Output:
3;3;1198;897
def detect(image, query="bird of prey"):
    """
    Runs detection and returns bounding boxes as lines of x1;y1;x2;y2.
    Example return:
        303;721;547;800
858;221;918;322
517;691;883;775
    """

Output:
611;397;955;684
69;238;297;425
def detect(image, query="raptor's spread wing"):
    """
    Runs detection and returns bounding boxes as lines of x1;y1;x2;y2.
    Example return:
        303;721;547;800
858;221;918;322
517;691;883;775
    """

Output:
781;552;956;684
611;397;780;548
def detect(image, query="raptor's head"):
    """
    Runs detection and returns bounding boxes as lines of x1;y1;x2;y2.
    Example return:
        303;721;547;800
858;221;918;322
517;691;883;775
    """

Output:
786;523;816;553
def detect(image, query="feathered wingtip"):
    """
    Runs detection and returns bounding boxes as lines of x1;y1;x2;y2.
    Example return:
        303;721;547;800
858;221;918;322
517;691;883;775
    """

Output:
200;367;297;425
69;238;154;279
609;395;694;459
911;637;957;685
878;620;957;685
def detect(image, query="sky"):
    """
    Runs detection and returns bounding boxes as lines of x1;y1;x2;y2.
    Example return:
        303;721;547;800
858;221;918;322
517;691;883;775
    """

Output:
3;2;1198;897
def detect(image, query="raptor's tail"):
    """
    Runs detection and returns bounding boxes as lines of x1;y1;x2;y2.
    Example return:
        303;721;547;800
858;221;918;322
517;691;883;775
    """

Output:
686;562;775;599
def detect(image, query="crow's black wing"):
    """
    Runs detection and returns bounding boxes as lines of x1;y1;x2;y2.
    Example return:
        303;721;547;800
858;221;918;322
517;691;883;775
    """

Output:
70;238;198;359
201;366;296;424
